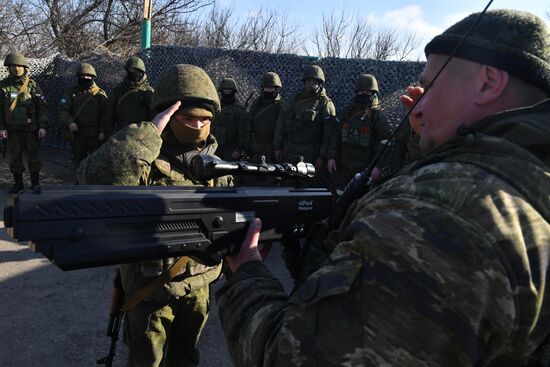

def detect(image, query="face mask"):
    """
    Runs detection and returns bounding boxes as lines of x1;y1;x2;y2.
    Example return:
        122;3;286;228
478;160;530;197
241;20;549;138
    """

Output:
78;78;94;88
354;94;373;105
262;91;278;100
127;70;143;82
221;93;236;105
170;120;211;146
305;80;320;94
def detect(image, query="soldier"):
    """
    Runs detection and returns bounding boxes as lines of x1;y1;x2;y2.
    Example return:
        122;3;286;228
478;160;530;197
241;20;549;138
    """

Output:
248;71;286;163
108;56;154;133
77;64;230;367
211;77;249;161
59;62;109;168
273;65;336;187
327;74;409;189
0;52;48;193
217;9;550;366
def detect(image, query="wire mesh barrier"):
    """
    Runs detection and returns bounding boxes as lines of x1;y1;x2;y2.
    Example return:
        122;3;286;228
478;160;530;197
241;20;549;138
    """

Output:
0;46;424;174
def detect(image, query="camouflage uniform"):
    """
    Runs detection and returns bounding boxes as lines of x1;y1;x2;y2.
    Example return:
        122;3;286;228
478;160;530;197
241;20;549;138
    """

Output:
273;66;336;188
108;56;154;132
248;72;286;163
217;100;550;367
211;78;250;161
329;75;409;190
217;10;550;367
0;52;48;190
77;64;229;367
59;63;109;167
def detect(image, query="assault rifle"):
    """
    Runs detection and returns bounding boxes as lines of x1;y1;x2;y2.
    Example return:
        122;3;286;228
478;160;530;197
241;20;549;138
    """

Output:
3;156;333;270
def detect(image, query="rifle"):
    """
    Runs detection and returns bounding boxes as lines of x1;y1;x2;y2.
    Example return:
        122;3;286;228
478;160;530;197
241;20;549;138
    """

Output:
96;270;124;366
3;157;333;270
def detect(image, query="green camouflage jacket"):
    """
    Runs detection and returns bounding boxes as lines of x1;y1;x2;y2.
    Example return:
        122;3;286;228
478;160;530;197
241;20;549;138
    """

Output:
248;95;286;157
108;75;154;132
273;87;336;163
217;101;550;366
59;82;109;137
0;73;48;131
77;122;230;302
212;102;250;160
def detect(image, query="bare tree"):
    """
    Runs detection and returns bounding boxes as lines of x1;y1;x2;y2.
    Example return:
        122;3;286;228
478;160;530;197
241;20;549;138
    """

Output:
346;17;375;59
394;31;422;61
312;10;350;58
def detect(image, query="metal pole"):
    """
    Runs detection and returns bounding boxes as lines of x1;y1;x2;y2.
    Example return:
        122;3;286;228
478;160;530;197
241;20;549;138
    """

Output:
141;0;152;50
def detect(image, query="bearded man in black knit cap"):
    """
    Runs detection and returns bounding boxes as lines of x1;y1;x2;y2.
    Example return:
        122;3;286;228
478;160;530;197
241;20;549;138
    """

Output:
216;9;550;367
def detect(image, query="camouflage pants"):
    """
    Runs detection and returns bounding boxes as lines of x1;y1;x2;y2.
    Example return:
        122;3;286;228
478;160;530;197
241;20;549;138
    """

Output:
124;285;210;367
7;129;41;174
73;133;101;168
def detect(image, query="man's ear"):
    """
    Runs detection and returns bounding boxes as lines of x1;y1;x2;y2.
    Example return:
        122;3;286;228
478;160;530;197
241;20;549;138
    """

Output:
475;65;509;106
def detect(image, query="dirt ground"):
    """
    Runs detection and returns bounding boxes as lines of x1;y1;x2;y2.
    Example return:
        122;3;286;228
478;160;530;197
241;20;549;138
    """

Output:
0;146;292;367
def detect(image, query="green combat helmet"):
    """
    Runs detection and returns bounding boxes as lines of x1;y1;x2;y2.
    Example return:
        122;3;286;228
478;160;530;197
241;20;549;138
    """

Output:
261;72;282;88
302;65;325;83
218;78;238;92
125;56;146;72
151;64;220;113
76;63;97;77
4;52;29;68
355;74;379;93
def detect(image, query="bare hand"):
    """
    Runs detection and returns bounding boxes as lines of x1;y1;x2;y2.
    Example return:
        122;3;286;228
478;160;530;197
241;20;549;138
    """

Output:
152;101;181;134
98;132;105;141
370;166;381;182
399;86;424;134
225;218;262;273
327;159;337;174
38;128;47;139
274;150;283;162
231;150;241;160
68;122;78;132
0;130;7;140
315;158;324;173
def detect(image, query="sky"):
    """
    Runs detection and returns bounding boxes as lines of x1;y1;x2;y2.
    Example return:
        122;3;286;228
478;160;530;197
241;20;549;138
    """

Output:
215;0;550;59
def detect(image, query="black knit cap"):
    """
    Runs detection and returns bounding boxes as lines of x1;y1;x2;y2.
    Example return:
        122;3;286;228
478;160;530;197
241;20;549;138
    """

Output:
425;9;550;95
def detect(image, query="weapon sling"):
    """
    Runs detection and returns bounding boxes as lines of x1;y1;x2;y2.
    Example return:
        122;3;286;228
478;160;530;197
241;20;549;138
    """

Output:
6;76;30;119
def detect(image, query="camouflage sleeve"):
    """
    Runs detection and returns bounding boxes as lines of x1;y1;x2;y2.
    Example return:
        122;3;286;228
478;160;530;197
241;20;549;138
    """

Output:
0;87;6;130
217;174;518;366
77;121;162;185
319;98;336;160
106;87;118;133
273;103;289;151
238;107;251;153
98;92;111;135
32;82;48;129
58;89;74;126
144;88;155;121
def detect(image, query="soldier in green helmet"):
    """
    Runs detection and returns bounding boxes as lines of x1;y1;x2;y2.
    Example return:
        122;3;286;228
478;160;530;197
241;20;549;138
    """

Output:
273;64;336;187
327;74;408;190
108;56;154;133
217;9;550;366
59;62;109;168
77;64;231;367
211;77;250;162
0;51;48;193
247;71;286;163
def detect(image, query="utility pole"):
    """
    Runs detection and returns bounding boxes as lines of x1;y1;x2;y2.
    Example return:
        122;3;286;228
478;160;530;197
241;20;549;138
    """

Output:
141;0;152;50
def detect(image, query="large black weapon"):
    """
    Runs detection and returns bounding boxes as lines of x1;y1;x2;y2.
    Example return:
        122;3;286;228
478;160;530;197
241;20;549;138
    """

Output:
3;156;333;270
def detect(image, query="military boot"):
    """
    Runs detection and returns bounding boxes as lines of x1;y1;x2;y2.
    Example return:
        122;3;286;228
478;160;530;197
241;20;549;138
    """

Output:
9;173;24;194
31;172;40;189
